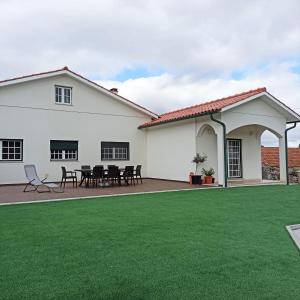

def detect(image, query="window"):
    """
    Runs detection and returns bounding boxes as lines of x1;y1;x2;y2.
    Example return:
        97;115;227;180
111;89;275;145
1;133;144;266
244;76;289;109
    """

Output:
0;139;23;161
50;140;78;160
55;86;72;105
101;142;129;161
227;139;242;178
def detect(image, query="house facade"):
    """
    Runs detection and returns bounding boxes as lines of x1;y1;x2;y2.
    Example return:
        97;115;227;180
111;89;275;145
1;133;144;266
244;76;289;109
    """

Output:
0;67;299;186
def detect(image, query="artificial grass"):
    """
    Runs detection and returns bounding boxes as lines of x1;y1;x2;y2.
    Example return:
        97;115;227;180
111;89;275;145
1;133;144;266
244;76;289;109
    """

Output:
1;185;300;300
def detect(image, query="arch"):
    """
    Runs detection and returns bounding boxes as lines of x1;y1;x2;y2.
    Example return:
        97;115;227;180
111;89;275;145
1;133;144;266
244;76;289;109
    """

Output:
227;124;283;138
197;124;217;137
226;123;282;182
196;124;218;179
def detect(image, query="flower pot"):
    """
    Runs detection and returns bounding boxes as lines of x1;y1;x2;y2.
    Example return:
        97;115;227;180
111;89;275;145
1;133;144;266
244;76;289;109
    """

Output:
191;175;202;185
204;176;213;184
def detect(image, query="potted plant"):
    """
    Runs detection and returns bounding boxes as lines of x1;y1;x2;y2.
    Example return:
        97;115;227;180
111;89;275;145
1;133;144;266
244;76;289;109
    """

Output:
202;167;215;184
190;153;207;184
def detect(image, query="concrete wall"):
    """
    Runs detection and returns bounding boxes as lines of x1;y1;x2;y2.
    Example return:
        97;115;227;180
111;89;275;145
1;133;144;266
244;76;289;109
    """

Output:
0;75;151;184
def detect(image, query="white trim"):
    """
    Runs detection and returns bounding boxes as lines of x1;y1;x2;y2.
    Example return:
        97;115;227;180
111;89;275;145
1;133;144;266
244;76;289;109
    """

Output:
55;85;72;105
0;69;158;119
221;92;300;122
286;224;300;251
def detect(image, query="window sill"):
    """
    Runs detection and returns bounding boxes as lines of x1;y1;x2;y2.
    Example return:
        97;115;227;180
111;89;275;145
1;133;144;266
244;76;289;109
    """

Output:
50;159;78;162
55;102;73;106
101;159;130;161
0;160;23;163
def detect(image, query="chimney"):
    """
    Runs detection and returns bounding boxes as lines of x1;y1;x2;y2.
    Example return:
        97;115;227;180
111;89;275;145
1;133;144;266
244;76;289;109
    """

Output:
110;88;118;94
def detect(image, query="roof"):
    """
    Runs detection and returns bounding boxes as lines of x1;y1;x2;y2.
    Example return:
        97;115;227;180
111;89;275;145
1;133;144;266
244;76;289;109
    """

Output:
262;147;300;168
139;87;268;128
0;67;158;118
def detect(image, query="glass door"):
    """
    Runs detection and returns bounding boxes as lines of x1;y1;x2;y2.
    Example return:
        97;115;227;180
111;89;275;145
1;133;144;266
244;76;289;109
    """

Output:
227;139;242;178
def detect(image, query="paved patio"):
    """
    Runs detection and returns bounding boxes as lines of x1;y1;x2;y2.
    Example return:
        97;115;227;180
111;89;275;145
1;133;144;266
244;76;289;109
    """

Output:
0;179;214;205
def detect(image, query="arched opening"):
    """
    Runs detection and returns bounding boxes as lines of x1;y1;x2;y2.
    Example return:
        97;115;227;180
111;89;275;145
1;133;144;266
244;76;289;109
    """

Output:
261;130;280;180
227;124;282;183
196;124;218;180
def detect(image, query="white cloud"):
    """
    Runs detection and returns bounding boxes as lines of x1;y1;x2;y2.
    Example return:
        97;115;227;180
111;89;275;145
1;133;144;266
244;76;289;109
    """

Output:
99;62;300;146
0;0;299;78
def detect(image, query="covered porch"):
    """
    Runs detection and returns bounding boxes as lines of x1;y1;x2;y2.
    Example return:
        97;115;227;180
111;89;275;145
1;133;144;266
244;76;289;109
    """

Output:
196;121;288;187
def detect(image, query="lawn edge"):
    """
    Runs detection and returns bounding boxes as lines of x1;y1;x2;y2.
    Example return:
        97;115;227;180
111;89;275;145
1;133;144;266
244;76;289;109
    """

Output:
0;182;287;207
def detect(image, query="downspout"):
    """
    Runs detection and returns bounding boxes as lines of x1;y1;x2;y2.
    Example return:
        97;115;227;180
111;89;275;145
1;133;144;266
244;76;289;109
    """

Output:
210;113;228;188
285;122;297;185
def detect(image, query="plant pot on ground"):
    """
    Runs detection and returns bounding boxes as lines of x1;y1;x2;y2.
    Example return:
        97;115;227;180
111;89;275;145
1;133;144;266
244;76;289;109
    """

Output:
190;174;202;184
202;167;215;184
192;153;207;175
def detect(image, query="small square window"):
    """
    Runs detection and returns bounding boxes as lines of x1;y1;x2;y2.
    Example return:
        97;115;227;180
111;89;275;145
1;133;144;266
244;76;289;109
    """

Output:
0;139;23;161
55;86;72;105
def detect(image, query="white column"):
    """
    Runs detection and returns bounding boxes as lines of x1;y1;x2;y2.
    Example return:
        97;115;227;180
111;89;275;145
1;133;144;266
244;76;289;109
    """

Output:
279;137;287;183
216;128;225;186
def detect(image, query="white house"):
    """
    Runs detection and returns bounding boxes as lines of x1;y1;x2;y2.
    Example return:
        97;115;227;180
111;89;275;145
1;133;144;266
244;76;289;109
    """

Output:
0;67;299;186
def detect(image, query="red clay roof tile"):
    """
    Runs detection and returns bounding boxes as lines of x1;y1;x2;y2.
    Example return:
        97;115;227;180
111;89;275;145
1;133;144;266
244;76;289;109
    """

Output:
139;87;267;128
261;147;300;168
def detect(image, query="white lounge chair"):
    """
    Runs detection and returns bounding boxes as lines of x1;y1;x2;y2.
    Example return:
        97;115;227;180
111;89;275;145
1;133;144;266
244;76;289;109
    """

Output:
23;165;63;193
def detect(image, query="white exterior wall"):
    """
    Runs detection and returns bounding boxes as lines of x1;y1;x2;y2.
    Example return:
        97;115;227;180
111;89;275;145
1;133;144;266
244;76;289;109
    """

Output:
146;116;221;183
146;120;197;182
0;75;151;184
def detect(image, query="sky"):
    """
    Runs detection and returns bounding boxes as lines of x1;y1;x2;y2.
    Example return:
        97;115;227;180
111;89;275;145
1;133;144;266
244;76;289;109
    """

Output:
1;0;300;146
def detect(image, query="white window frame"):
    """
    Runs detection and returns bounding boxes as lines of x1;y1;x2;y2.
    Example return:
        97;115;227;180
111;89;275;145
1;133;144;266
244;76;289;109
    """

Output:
50;149;78;161
227;139;242;178
55;85;72;105
101;142;129;161
0;139;23;161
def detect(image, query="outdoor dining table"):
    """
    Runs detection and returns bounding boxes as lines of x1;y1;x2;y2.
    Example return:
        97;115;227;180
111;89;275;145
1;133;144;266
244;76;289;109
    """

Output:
74;169;92;187
74;168;126;188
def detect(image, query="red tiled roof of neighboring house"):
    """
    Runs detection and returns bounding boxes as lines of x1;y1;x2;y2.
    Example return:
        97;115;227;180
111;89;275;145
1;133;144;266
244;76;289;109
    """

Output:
261;147;300;168
0;66;158;118
139;87;267;128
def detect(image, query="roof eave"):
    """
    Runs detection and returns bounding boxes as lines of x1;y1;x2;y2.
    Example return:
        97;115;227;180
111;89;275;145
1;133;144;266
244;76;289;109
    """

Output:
138;109;221;129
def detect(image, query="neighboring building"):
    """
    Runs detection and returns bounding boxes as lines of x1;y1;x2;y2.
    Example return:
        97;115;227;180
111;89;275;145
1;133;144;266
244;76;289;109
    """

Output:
0;67;299;185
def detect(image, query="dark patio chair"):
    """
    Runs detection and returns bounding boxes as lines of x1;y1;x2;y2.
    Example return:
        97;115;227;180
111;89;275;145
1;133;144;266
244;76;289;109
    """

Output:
81;165;91;187
105;165;120;186
122;166;135;185
91;165;104;187
134;165;142;184
61;166;77;188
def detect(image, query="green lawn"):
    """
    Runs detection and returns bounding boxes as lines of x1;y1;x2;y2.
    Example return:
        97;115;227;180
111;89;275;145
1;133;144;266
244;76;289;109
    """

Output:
1;186;300;300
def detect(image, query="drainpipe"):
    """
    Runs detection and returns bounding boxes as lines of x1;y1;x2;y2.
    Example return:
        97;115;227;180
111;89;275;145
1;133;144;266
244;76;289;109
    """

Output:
285;122;297;185
210;113;228;188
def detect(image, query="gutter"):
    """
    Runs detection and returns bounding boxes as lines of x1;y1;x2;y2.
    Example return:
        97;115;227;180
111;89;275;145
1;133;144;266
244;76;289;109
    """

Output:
210;113;228;188
285;121;299;185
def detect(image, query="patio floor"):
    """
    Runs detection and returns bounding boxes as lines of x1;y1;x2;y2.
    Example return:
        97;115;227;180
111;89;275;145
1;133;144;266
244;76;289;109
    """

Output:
0;179;215;205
